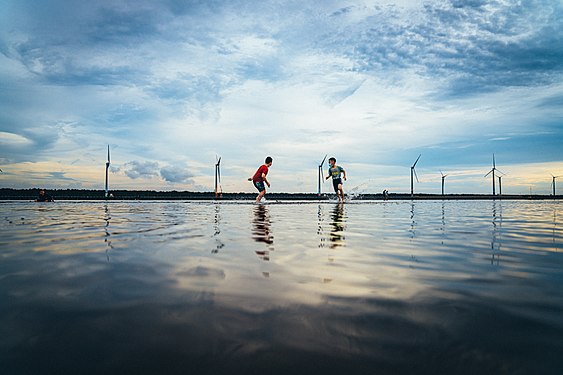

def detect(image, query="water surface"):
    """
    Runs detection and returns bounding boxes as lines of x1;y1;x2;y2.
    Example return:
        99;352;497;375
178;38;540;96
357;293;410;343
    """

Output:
1;200;562;374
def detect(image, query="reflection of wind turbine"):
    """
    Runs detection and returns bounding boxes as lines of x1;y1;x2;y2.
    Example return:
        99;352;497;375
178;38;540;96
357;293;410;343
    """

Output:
551;174;561;196
318;154;327;196
105;145;110;198
215;156;222;198
440;171;448;196
484;154;503;196
410;154;421;197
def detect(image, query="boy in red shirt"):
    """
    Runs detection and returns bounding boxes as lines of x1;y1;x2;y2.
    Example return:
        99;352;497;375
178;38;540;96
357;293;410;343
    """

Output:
249;156;273;203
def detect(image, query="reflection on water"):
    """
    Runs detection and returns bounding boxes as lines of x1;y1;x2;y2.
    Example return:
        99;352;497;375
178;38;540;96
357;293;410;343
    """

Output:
554;208;559;253
491;201;502;265
318;203;347;249
328;203;346;248
1;200;563;374
252;204;273;261
212;204;224;254
104;204;113;262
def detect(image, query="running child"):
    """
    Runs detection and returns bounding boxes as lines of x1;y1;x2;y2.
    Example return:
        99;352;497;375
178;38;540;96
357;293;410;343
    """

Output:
325;157;346;202
249;156;273;203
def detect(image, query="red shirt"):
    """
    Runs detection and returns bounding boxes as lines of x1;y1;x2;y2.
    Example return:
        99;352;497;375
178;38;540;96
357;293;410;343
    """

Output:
252;165;269;182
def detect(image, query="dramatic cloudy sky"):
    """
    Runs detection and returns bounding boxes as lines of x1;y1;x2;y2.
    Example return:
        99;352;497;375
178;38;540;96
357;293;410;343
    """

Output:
1;0;562;194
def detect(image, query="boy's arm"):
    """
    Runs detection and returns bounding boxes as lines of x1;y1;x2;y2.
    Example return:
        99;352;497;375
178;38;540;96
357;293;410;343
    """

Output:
262;173;270;187
343;169;347;180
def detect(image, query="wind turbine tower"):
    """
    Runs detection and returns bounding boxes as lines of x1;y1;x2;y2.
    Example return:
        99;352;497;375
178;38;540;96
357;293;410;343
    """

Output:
497;175;503;196
484;154;503;196
551;174;561;196
440;171;448;196
318;154;327;196
411;154;421;197
105;145;110;198
215;156;222;198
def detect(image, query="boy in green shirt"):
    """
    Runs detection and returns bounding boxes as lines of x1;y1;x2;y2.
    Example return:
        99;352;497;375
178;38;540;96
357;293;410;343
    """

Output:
325;157;347;202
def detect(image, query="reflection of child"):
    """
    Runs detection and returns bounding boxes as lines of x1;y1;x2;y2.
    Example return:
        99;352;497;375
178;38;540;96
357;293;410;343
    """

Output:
248;156;273;203
325;157;347;202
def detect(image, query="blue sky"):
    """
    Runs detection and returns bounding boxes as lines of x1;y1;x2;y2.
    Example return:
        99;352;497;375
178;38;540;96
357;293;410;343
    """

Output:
1;0;562;194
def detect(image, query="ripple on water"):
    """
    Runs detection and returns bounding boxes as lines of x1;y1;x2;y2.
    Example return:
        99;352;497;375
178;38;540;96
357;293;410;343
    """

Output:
0;200;562;374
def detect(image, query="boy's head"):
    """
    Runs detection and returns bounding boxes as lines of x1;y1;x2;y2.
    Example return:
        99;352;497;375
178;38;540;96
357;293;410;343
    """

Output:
328;157;336;166
265;156;273;165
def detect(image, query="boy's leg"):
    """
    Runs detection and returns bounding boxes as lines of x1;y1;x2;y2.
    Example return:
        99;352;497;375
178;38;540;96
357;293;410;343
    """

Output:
256;189;266;203
338;184;344;201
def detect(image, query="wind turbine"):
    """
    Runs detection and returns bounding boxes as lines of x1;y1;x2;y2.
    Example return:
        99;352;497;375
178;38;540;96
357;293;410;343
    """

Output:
318;154;327;196
410;154;421;197
484;154;503;195
440;171;448;196
551;174;561;196
497;173;505;196
105;145;110;198
215;156;222;198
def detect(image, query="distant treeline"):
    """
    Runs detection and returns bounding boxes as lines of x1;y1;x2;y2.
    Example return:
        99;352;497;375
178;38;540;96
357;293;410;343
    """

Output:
0;188;559;201
0;188;322;201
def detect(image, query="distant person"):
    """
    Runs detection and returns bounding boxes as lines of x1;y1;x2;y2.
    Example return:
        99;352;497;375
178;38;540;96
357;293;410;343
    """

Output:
325;157;347;202
249;156;272;204
35;189;53;202
383;189;389;200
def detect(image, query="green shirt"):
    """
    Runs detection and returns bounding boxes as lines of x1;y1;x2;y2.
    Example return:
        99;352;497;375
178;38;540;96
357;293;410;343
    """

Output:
328;165;345;180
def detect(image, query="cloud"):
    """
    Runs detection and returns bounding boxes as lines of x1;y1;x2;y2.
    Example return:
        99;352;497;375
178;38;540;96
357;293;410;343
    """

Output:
119;161;194;184
122;161;160;180
160;165;194;184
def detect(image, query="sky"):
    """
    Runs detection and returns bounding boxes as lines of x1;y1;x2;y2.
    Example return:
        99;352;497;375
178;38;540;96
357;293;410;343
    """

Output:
1;0;562;195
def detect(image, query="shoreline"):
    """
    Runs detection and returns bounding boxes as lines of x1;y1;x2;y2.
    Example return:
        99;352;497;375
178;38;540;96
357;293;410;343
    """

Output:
1;189;560;201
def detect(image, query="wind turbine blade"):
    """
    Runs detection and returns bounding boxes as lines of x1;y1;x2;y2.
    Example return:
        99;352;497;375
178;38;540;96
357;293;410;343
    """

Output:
107;145;110;163
218;156;221;165
496;169;505;175
492;154;496;168
440;170;444;177
320;154;327;167
412;154;421;168
414;168;419;183
484;169;493;178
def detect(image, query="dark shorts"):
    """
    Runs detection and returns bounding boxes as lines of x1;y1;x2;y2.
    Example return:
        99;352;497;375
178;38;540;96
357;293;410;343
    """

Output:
332;178;343;192
254;181;266;192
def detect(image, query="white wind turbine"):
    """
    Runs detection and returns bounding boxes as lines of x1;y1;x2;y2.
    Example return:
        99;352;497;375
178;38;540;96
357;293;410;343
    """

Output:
318;154;327;196
215;156;222;198
484;154;503;196
440;171;448;196
105;145;110;198
551;174;561;196
410;154;421;197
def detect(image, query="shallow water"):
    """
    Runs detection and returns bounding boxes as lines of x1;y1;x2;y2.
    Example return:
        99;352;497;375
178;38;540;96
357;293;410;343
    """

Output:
1;200;562;374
